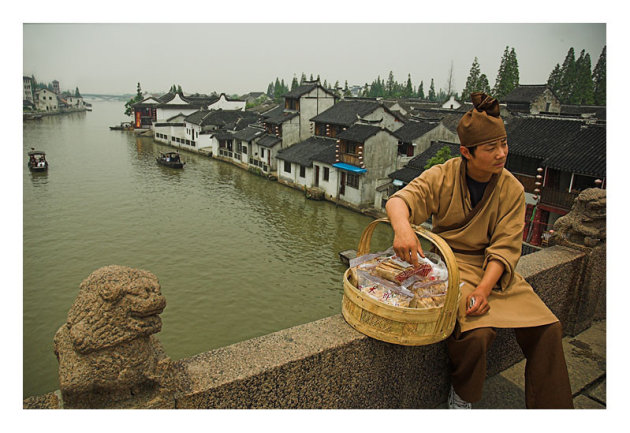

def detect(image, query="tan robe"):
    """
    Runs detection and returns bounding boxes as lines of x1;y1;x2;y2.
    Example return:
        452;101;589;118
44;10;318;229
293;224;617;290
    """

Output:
391;157;558;332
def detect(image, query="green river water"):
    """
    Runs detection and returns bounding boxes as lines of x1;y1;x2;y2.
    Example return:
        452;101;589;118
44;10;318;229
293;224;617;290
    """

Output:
22;100;397;399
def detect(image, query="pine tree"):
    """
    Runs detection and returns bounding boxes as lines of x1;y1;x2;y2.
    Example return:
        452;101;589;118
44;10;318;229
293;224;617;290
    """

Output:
418;81;425;99
323;79;328;89
493;46;509;98
177;85;182;94
386;71;395;97
462;57;481;99
478;74;491;94
136;83;142;98
291;76;299;91
344;80;352;97
592;46;606;105
75;87;81;97
404;74;414;98
547;64;562;95
558;47;577;104
493;47;519;99
334;80;339;89
574;50;594;105
267;82;274;97
428;79;436;102
300;73;307;85
309;73;314;81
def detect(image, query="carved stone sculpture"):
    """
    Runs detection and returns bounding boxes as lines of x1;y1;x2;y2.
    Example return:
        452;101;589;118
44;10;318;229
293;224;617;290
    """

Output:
550;188;606;249
53;265;173;408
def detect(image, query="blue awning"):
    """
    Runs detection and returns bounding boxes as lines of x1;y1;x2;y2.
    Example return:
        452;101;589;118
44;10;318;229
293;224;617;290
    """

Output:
333;162;367;173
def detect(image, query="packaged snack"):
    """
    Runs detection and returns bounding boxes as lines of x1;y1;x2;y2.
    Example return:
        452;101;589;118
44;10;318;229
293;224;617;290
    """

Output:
349;249;449;310
356;270;414;308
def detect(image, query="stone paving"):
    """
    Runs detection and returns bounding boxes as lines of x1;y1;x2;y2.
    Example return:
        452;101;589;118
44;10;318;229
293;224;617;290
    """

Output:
473;319;606;409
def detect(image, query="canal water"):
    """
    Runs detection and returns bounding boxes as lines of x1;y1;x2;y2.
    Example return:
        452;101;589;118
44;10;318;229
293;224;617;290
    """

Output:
22;100;397;398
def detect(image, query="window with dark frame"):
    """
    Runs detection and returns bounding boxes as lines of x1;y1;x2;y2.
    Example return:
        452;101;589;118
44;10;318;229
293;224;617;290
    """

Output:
323;167;330;181
347;173;360;189
299;166;306;178
284;161;291;173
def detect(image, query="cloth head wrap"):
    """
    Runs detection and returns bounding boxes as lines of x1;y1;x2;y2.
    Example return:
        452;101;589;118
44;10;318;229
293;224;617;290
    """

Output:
457;92;507;148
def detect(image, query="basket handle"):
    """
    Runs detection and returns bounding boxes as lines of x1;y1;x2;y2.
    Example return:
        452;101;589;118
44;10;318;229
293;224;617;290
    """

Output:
356;217;460;323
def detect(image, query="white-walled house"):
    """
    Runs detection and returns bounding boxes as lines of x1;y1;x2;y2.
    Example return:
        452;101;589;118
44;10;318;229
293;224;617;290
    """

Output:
174;109;262;157
207;93;246;111
282;81;338;141
276;136;337;190
310;99;405;139
153;113;188;148
156;92;209;122
393;119;460;168
239;130;282;174
332;124;400;209
65;96;85;109
441;95;462;110
35;88;58;112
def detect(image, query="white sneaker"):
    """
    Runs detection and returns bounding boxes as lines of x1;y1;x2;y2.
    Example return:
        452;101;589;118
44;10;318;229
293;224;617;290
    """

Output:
448;385;472;409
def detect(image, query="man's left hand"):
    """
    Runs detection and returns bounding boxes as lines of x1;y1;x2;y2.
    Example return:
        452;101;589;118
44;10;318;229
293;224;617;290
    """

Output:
466;288;491;316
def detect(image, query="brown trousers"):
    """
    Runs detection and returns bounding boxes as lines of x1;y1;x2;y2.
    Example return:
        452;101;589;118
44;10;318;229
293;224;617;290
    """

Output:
446;321;574;408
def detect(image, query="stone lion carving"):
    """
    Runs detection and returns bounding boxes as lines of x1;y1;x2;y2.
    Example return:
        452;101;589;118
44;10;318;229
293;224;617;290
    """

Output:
53;265;177;408
550;188;606;249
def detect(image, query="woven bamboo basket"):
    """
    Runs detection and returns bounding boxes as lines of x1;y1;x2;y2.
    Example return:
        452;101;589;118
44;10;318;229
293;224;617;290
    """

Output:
342;217;460;346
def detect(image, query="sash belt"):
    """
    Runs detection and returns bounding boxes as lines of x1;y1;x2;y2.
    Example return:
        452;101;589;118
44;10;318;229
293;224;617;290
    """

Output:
450;247;485;256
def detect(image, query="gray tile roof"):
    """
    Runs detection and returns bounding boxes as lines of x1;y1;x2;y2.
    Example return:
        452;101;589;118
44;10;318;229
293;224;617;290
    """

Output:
185;109;261;128
388;141;461;184
283;82;337;99
560;104;606;120
540;124;606;177
336;124;384;142
310;100;387;126
504;85;554;104
393;120;441;142
506;117;606;177
262;109;299;125
276;136;337;166
257;134;282;148
232;126;265;142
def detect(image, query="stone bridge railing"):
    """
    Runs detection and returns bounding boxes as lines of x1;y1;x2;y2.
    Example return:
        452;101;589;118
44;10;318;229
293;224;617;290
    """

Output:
23;189;605;409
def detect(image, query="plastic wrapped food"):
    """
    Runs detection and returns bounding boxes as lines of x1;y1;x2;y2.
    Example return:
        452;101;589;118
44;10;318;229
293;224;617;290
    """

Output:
350;249;449;309
356;270;414;308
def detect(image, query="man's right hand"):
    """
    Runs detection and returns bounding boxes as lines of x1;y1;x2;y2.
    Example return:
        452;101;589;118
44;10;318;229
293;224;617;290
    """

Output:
392;224;425;268
386;196;425;267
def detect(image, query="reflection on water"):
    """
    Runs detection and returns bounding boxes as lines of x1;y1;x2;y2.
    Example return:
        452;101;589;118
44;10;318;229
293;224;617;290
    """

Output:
22;100;394;399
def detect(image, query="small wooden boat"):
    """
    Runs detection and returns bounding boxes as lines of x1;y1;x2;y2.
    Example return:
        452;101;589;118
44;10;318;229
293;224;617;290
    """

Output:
28;150;48;172
156;152;185;169
109;121;132;131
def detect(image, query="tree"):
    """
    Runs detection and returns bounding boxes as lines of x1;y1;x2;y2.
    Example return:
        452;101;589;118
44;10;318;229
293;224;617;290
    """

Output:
428;79;436;102
557;47;577;103
266;82;274;97
424;146;456;169
300;73;307;85
291;75;299;91
404;74;414;98
478;74;491;94
177;85;183;94
344;80;352;97
75;87;81;97
124;82;144;117
493;46;519;99
386;71;395;97
418;81;425;99
574;50;594;105
462;57;481;99
592;46;606;105
547;63;562;95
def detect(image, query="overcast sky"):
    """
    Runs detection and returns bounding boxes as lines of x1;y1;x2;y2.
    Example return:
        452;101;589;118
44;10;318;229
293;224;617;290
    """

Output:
23;23;605;97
